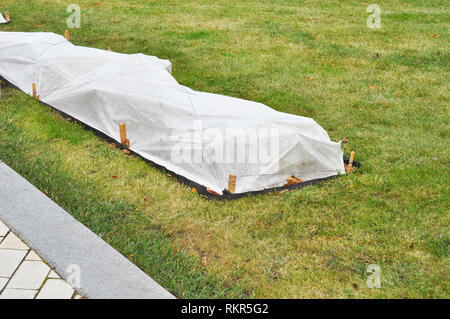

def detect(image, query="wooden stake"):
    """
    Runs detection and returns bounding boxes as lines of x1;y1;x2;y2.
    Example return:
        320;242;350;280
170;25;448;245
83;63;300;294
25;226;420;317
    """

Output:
119;122;130;147
64;29;70;41
32;83;37;98
228;174;236;194
5;11;10;22
348;151;355;170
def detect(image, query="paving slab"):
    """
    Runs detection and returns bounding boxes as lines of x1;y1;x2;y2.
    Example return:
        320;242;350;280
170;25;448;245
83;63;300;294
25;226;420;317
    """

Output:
0;288;37;299
0;161;174;299
0;249;27;277
7;260;50;289
0;220;8;236
48;270;60;279
0;278;8;291
0;232;29;250
36;279;74;299
0;224;79;298
25;250;42;261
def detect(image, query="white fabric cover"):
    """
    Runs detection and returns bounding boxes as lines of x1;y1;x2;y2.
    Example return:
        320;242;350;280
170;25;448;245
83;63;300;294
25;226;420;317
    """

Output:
0;32;345;194
0;13;6;24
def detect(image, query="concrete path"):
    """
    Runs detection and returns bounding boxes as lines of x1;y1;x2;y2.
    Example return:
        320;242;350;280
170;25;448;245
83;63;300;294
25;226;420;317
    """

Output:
0;161;174;299
0;220;81;299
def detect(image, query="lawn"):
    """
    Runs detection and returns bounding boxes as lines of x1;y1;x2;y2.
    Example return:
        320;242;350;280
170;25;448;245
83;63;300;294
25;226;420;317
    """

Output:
0;0;448;298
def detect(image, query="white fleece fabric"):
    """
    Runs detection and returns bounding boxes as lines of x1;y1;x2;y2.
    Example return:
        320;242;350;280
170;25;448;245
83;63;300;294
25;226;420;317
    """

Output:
0;32;345;194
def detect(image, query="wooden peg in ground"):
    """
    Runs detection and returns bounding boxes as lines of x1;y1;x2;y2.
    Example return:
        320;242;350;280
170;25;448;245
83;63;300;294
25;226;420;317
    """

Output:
32;82;38;99
349;151;355;166
5;11;10;22
228;174;237;194
346;151;355;173
119;122;130;147
65;30;70;41
286;175;302;186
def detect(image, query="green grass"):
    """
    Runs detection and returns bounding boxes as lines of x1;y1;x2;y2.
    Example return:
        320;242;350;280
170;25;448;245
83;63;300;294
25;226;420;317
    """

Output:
0;0;449;298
